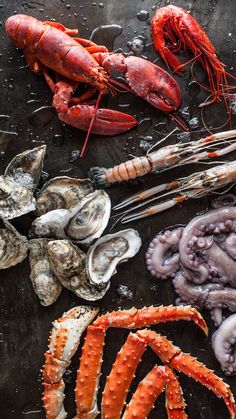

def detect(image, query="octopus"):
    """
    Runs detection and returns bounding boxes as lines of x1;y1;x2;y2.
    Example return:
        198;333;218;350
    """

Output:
146;206;236;327
212;313;236;375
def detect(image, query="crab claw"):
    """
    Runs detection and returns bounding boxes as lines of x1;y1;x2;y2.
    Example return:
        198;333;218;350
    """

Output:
124;56;181;112
57;104;137;135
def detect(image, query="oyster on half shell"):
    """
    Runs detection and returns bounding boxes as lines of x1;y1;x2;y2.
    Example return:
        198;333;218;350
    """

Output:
0;217;28;269
30;190;111;244
86;229;142;288
36;176;93;216
47;240;108;301
0;145;46;219
29;239;62;306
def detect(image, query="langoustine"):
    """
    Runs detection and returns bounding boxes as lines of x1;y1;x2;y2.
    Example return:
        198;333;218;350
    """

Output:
89;129;236;188
42;305;236;419
146;207;236;327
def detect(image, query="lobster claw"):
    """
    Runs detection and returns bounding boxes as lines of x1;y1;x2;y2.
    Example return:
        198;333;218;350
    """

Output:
124;56;182;113
57;105;137;136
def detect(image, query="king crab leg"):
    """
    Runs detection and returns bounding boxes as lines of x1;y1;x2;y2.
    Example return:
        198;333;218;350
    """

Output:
42;306;99;419
74;306;207;418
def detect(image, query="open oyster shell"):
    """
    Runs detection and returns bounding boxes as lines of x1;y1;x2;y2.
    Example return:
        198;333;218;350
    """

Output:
36;176;93;216
0;217;28;269
86;229;142;288
5;145;46;189
47;240;108;301
30;190;111;244
29;239;62;306
0;146;46;219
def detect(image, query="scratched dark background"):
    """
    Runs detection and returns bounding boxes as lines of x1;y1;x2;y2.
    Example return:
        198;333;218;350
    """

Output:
0;0;236;418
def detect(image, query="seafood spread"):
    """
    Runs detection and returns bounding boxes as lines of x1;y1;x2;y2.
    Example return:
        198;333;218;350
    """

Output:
42;306;235;419
146;207;236;327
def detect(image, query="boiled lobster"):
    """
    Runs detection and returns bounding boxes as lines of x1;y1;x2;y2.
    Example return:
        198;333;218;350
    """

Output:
5;14;182;155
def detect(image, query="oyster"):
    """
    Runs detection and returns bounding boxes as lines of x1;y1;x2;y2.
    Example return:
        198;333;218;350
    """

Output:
29;239;62;306
0;175;35;219
30;190;111;244
5;145;46;188
47;240;108;301
0;217;28;269
0;146;46;219
36;176;93;216
87;229;142;288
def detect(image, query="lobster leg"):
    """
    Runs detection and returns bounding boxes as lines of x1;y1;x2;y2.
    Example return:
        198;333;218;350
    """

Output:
44;20;78;35
137;330;236;419
123;365;186;419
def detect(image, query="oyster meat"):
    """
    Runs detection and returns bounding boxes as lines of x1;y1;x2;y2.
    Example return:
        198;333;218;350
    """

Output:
0;217;28;269
29;239;62;306
30;190;111;244
47;240;108;301
87;229;142;288
36;176;93;216
0;145;46;219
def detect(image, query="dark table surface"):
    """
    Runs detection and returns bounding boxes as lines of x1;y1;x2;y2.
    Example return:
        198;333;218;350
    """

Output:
0;0;236;418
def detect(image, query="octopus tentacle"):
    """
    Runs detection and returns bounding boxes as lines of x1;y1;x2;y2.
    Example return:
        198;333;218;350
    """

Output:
146;228;183;279
212;314;236;375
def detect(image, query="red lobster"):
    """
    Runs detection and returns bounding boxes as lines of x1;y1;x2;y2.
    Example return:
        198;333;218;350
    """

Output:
151;5;236;107
5;14;181;155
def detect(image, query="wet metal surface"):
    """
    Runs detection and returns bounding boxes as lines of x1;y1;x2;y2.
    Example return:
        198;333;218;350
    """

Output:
0;0;236;418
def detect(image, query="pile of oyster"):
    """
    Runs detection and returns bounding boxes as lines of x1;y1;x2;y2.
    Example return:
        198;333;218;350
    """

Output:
0;146;141;305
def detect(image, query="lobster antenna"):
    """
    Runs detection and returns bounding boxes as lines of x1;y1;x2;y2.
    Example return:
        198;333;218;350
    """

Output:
80;92;103;158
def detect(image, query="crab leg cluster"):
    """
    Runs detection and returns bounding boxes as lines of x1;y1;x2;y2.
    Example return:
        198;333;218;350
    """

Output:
42;305;236;419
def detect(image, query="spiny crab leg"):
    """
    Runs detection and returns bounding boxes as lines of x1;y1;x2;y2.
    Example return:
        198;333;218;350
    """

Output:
74;305;207;418
137;330;236;419
123;365;186;419
42;306;99;419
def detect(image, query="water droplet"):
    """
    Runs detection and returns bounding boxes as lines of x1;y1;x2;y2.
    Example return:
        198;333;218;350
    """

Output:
52;134;64;147
69;149;80;163
151;5;156;11
28;106;55;127
0;114;10;120
66;4;71;9
229;94;236;114
137;118;152;133
188;81;200;97
127;35;146;55
137;10;149;21
188;116;200;129
116;284;134;299
98;2;104;8
179;106;190;118
90;25;122;51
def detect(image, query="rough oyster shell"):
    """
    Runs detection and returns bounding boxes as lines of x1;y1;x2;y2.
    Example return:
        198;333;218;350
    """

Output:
0;217;28;269
47;240;108;301
87;229;142;288
36;176;93;216
5;145;46;189
30;190;111;244
0;146;46;219
29;239;62;306
0;175;35;219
